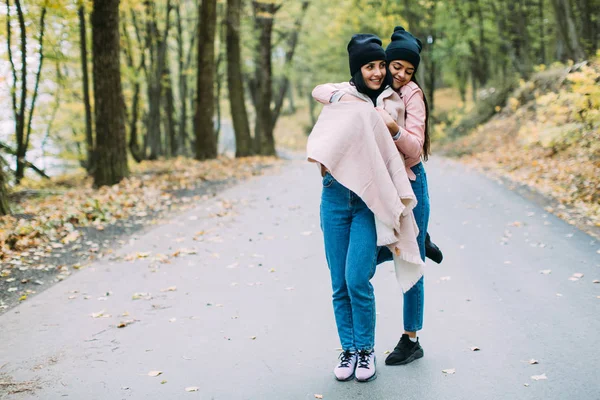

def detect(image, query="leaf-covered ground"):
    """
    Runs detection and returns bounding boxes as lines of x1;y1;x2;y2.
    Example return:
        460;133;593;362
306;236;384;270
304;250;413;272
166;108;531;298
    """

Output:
439;60;600;239
0;156;282;313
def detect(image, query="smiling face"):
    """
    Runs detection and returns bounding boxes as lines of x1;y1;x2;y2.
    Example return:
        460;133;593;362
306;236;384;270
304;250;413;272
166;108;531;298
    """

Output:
361;60;387;90
388;60;415;90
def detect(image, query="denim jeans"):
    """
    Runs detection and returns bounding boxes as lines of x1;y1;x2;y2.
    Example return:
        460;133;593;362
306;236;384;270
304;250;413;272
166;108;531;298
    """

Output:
320;173;378;351
377;162;429;332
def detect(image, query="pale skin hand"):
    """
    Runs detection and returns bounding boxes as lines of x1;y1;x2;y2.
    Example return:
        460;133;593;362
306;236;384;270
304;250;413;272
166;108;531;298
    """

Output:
375;107;399;136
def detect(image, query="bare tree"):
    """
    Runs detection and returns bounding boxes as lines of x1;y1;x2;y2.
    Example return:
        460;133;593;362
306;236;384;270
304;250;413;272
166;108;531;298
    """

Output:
6;0;49;183
91;0;129;187
551;0;586;61
194;0;218;160
78;1;94;172
226;0;253;157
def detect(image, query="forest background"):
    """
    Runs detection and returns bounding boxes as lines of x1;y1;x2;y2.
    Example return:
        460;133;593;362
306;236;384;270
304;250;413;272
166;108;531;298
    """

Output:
0;0;598;264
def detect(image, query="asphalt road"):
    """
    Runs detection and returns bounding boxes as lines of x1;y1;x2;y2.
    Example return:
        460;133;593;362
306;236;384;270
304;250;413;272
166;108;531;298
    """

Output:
1;156;599;400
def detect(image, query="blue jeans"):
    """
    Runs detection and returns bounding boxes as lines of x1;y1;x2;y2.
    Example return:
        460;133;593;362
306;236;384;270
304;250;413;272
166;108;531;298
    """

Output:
377;162;429;332
320;173;378;351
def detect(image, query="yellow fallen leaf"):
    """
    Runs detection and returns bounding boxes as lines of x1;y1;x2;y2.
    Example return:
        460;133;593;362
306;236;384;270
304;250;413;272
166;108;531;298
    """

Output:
117;320;135;328
18;295;27;301
148;370;163;377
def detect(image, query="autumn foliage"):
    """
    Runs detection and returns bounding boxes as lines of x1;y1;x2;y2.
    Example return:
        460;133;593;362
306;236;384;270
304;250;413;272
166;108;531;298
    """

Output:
440;58;600;233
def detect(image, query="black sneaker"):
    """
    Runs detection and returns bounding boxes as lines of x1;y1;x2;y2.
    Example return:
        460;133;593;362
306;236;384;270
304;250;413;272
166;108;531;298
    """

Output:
425;233;443;264
385;334;424;365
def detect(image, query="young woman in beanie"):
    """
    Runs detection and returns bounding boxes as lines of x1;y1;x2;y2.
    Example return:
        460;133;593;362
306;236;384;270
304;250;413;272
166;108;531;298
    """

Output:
312;26;441;368
316;33;401;383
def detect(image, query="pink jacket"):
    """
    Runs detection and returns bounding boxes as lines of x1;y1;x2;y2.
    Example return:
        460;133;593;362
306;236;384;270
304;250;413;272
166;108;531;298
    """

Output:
312;81;426;180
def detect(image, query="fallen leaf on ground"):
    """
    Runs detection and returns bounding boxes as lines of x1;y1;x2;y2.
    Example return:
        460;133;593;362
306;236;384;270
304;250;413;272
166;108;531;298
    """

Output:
161;380;167;384
383;350;390;354
470;347;480;351
250;336;257;340
132;292;152;300
539;269;551;275
117;320;136;328
185;387;199;392
148;371;163;377
314;395;324;399
531;373;547;381
91;310;107;318
524;383;530;387
593;280;600;284
529;359;539;365
442;368;456;374
160;286;177;292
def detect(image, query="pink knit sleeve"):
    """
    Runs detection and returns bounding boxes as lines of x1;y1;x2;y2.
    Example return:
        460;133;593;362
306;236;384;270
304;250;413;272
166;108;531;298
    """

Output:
394;85;425;159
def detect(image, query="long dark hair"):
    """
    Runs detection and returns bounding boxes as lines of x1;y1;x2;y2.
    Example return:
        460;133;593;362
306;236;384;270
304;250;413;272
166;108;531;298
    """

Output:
349;67;393;105
410;75;430;161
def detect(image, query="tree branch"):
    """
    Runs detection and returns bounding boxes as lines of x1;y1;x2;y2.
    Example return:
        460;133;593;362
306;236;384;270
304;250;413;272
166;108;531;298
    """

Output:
5;0;18;119
0;141;50;180
24;2;48;153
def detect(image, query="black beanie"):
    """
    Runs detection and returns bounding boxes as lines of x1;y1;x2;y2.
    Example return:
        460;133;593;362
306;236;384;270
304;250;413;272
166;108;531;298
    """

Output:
347;34;386;76
385;26;422;70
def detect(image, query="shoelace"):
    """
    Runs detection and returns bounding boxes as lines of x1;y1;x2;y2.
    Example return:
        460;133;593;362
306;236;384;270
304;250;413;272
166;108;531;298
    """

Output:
357;350;372;369
338;351;354;368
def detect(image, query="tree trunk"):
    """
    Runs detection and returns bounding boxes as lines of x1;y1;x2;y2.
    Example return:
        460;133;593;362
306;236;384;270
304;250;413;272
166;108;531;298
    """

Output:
176;3;188;155
122;12;145;162
252;1;281;156
194;0;218;160
144;1;173;160
78;4;94;173
539;0;547;64
7;0;27;183
163;65;177;157
550;0;587;61
0;155;10;216
271;1;309;126
226;0;253;157
91;0;129;187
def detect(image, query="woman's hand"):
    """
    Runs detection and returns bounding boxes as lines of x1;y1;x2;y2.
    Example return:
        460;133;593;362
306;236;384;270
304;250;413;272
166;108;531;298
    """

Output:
375;107;399;136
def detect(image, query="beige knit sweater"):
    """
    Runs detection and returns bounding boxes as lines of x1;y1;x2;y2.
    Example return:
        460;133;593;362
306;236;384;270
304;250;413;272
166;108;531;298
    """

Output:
307;101;424;292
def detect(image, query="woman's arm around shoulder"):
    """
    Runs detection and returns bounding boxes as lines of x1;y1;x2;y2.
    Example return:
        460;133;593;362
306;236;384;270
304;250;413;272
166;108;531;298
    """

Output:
312;82;353;104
